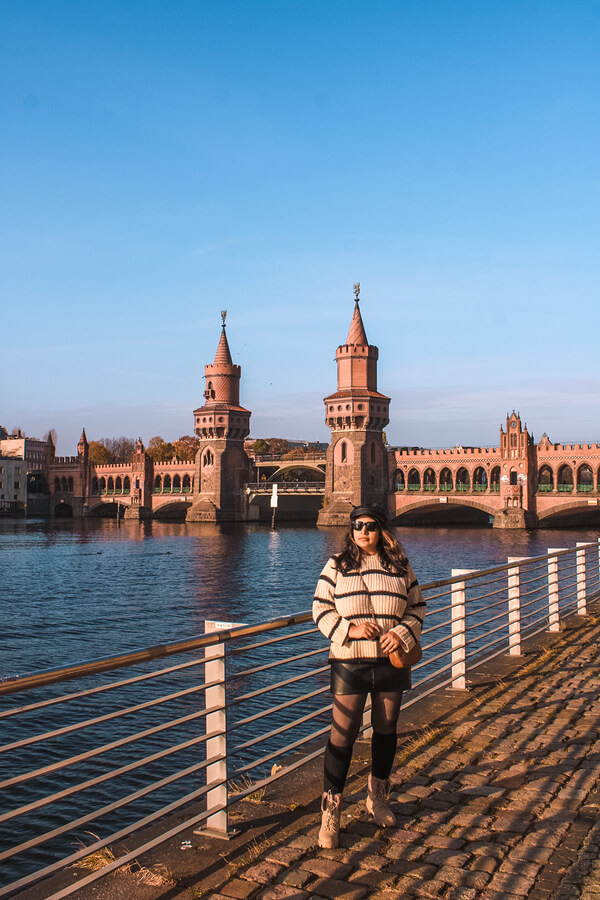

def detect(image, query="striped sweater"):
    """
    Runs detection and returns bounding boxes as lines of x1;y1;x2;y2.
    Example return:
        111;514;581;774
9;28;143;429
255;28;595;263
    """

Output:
312;554;426;661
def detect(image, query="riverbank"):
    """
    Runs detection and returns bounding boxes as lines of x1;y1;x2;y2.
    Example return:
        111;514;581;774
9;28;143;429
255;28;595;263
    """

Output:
22;593;600;900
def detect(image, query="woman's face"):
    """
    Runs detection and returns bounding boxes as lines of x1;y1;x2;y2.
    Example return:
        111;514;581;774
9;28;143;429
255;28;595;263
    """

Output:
351;516;380;556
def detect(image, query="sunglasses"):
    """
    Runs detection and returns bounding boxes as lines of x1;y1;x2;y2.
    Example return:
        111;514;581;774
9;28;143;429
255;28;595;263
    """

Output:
352;521;379;533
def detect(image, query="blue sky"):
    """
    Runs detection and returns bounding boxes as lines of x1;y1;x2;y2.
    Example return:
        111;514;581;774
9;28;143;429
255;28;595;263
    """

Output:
2;0;599;454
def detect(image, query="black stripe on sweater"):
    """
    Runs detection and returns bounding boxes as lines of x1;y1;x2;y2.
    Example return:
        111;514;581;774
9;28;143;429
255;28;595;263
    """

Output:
318;573;336;587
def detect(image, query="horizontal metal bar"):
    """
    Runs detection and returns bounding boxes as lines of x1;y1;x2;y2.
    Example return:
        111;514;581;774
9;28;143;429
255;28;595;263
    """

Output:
233;702;332;755
227;626;319;656
227;664;330;708
228;647;327;681
231;684;329;732
0;674;222;756
0;611;314;697
0;699;220;791
0;742;225;863
0;655;207;721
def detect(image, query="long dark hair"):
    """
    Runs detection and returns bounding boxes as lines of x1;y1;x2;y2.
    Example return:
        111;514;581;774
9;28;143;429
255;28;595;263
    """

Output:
335;524;409;576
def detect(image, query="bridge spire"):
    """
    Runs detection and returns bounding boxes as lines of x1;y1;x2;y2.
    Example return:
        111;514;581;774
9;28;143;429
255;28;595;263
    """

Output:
213;310;233;366
346;284;368;346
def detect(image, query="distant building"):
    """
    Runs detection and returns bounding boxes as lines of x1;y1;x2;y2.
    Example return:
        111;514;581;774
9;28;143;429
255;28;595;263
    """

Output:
0;431;52;471
0;456;27;514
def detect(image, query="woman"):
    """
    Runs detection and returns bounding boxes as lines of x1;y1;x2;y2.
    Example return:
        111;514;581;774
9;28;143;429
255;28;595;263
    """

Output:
312;503;426;848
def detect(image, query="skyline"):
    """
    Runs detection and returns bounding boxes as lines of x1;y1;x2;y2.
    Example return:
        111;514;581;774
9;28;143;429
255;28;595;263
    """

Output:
2;1;599;454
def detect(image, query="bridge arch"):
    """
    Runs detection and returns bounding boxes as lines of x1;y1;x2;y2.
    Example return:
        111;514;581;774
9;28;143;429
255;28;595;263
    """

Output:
407;468;420;491
557;464;573;492
456;467;469;491
537;499;600;527
391;496;495;526
423;468;436;491
153;499;192;520
538;465;554;491
439;467;453;491
392;468;405;492
473;467;487;491
123;476;130;494
490;466;500;491
577;464;593;492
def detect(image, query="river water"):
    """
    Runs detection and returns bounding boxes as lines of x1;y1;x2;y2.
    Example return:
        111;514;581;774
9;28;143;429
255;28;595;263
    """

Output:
2;518;598;676
1;518;598;885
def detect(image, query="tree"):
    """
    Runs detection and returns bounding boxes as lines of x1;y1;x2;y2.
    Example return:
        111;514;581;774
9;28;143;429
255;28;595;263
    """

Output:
265;438;290;456
251;439;270;456
282;448;305;460
100;437;136;463
147;436;176;462
88;441;111;464
173;435;201;461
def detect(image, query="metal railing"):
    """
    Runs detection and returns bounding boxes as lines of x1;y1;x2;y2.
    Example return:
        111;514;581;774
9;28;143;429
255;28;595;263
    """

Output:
1;540;599;898
245;481;325;493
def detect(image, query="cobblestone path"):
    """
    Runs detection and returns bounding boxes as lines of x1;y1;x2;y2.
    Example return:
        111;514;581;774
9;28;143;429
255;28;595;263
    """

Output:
205;611;600;900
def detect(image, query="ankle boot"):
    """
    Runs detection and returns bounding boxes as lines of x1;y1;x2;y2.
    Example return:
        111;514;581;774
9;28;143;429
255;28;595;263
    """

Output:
318;790;343;848
366;774;396;827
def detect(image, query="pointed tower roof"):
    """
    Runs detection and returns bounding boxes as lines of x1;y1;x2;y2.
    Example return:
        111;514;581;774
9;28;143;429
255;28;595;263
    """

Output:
79;427;88;445
213;310;233;365
346;284;368;345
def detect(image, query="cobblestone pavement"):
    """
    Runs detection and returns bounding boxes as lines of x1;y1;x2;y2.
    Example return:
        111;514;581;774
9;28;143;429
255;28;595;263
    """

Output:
202;610;600;900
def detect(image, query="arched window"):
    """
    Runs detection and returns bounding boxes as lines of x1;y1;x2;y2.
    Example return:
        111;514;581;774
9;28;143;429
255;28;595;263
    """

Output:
510;468;518;486
456;468;469;491
154;475;162;493
490;466;501;492
54;477;61;491
537;466;554;492
203;450;213;467
558;465;573;492
340;441;347;463
473;467;487;491
67;476;73;492
61;477;68;492
182;474;191;493
92;476;99;494
370;441;376;464
408;468;421;491
163;474;172;493
99;477;106;493
392;469;405;492
423;468;436;491
123;476;130;494
173;474;181;493
577;464;593;492
115;476;122;494
107;476;114;494
439;468;453;491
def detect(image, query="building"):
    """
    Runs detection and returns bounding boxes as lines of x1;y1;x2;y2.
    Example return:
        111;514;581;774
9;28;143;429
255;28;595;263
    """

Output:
0;456;27;515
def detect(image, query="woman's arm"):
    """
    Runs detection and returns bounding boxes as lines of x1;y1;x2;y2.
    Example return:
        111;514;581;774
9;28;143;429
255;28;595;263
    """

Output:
391;562;427;651
312;558;352;646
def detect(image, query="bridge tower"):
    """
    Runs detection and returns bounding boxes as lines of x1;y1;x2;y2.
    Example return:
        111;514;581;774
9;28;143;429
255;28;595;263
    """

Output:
186;312;251;522
494;411;536;528
317;286;390;526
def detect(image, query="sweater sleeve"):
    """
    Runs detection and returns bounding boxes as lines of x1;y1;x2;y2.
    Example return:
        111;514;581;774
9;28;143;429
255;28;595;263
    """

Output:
392;562;426;652
312;557;351;646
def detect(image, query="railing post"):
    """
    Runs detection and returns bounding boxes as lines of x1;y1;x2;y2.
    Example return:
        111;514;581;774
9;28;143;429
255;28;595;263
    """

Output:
195;620;242;839
576;543;588;615
451;569;475;690
507;557;528;656
547;549;565;632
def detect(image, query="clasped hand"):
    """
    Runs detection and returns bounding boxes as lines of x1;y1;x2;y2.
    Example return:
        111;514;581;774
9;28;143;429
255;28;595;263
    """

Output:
348;622;401;654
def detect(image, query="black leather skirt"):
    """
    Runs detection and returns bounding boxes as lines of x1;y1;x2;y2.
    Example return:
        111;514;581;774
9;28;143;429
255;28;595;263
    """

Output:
330;659;411;695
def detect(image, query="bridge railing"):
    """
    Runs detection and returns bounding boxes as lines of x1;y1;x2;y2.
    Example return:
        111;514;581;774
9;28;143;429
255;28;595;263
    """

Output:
246;481;325;492
1;540;599;898
251;453;327;463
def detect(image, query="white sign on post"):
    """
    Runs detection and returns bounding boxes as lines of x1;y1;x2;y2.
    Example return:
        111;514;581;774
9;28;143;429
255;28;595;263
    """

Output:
270;484;278;508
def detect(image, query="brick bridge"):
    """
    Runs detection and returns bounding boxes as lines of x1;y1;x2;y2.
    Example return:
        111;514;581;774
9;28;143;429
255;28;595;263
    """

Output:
32;297;600;528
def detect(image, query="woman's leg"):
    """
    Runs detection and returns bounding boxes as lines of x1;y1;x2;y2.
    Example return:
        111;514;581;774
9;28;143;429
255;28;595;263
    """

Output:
319;692;367;848
323;693;367;793
365;691;403;826
370;691;403;780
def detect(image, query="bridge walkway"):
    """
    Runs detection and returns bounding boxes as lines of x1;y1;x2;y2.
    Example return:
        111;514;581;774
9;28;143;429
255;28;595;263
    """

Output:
44;601;600;900
189;604;600;900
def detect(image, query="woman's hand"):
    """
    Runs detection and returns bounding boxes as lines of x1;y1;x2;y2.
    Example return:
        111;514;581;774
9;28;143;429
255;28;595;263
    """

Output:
348;622;381;640
379;630;402;655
